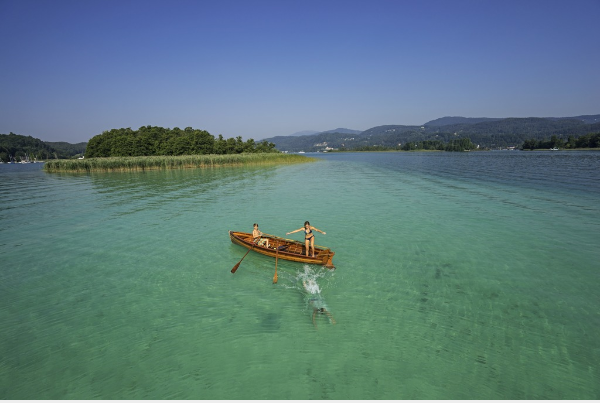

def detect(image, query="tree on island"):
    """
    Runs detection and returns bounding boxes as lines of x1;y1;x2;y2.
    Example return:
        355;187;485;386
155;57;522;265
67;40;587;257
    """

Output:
84;126;277;158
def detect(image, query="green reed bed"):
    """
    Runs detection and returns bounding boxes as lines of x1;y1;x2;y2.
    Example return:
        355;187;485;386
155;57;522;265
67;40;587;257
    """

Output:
43;153;316;173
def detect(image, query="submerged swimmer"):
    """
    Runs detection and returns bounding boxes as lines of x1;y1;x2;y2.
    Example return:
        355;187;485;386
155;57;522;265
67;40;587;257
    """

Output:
303;278;335;329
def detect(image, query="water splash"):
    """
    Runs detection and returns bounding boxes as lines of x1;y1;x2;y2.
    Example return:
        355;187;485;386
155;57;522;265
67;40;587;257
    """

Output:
291;265;336;327
296;264;328;289
303;278;320;294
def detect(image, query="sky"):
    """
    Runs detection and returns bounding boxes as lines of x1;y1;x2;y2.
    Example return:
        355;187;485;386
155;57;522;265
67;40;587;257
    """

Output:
1;0;599;143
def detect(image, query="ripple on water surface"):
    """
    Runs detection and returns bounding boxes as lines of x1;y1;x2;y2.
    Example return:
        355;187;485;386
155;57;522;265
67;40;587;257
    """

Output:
1;154;599;399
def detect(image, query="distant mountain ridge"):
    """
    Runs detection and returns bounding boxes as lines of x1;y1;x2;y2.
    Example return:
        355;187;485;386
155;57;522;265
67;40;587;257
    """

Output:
289;130;320;137
424;115;600;126
318;128;362;135
266;114;600;152
545;114;600;124
424;117;503;126
287;128;362;136
4;113;598;159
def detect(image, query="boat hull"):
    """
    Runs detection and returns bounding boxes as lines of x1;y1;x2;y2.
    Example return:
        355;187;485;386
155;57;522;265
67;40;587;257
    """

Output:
229;231;335;269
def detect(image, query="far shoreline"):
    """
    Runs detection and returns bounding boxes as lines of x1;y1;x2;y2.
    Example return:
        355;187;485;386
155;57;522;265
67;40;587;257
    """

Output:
327;147;600;153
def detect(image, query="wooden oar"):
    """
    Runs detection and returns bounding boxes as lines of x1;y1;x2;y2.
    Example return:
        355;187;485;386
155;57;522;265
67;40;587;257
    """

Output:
273;243;279;284
231;241;257;273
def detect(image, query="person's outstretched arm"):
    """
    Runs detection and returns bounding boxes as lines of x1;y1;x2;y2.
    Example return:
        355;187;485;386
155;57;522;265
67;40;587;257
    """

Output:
311;226;326;235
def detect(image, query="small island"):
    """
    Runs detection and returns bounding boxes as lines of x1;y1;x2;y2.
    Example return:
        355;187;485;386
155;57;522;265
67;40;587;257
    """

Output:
42;126;315;172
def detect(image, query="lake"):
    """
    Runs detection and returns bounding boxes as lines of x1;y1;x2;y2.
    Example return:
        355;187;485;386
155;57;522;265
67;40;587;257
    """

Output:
1;151;599;399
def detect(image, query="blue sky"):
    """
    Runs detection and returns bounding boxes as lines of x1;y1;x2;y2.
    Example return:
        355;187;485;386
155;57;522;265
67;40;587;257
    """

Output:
1;0;599;143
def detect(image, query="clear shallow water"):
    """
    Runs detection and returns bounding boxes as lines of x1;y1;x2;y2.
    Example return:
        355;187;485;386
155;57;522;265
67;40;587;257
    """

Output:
1;151;599;399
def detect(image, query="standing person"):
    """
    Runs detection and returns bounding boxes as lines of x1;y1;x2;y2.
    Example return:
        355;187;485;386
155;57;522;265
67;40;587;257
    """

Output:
252;223;270;248
286;221;326;257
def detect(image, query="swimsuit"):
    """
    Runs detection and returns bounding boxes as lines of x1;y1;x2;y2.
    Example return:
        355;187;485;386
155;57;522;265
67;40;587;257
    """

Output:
304;228;314;240
253;231;265;245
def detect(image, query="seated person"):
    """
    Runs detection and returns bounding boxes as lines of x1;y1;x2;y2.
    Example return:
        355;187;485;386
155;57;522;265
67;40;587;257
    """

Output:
252;223;270;248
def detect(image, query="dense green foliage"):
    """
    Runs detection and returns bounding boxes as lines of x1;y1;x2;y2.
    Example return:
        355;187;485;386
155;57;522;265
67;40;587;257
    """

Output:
337;137;476;152
44;153;313;172
85;126;277;158
522;132;600;150
1;132;56;162
401;137;476;151
264;115;600;152
0;133;86;162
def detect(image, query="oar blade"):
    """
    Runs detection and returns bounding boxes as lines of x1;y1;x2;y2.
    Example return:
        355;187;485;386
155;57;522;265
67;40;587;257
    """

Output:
231;243;255;274
273;245;278;283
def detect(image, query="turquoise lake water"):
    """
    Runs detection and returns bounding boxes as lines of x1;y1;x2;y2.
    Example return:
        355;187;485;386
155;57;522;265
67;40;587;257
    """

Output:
1;151;599;399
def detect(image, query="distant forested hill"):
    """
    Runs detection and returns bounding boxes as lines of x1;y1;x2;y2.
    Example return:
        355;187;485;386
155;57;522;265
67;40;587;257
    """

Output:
46;141;87;156
319;128;362;135
547;115;600;124
264;114;600;151
0;133;86;162
423;117;502;126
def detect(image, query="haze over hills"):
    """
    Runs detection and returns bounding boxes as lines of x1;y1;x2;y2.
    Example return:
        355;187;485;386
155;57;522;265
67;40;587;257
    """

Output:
287;128;362;137
423;117;503;126
288;130;320;137
423;115;600;127
543;115;600;124
318;128;362;135
266;114;600;152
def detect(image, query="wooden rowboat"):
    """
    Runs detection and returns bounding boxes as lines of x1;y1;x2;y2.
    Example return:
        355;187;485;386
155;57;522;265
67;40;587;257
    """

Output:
229;230;335;269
